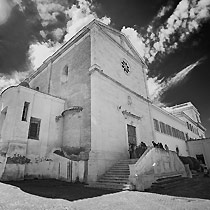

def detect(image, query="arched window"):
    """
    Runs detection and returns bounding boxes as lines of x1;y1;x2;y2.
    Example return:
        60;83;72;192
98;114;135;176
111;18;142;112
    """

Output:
61;65;69;83
63;65;69;76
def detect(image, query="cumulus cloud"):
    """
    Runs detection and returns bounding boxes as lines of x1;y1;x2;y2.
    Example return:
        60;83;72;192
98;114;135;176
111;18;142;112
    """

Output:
0;0;12;25
119;0;210;106
121;27;146;58
64;0;110;41
30;0;111;68
0;0;111;92
0;71;29;93
144;0;210;63
29;42;61;68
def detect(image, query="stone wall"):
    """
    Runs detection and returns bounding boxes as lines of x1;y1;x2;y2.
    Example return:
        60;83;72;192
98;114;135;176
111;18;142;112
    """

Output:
187;139;210;168
129;147;186;191
151;105;189;156
30;34;92;154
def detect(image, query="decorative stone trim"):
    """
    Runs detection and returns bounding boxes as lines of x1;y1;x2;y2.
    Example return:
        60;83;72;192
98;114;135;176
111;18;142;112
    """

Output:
89;66;151;103
55;106;83;121
55;115;62;122
89;64;103;75
61;106;83;117
122;110;142;120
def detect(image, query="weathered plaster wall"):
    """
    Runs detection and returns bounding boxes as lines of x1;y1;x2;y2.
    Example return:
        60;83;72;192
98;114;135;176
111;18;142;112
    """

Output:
151;105;189;156
0;86;65;180
30;34;92;153
88;71;153;182
87;26;153;182
187;139;210;168
25;153;86;182
92;26;148;98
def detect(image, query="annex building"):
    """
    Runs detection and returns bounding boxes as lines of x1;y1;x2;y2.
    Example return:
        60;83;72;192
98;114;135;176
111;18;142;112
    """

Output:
0;20;208;184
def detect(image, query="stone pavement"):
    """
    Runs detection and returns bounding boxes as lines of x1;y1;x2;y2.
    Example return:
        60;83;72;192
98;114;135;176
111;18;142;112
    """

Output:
0;182;210;210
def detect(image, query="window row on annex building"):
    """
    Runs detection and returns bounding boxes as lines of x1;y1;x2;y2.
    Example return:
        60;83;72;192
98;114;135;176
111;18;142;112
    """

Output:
186;121;199;135
153;118;187;141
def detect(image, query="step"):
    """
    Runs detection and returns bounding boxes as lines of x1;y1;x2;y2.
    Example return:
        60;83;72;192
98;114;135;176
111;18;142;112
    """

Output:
99;175;129;180
154;176;185;185
88;159;138;191
151;178;189;190
108;168;130;171
102;174;129;179
99;178;129;184
108;171;130;175
155;173;182;181
87;182;126;190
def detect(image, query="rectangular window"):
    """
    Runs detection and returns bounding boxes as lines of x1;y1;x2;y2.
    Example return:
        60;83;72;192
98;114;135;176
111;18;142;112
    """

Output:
165;124;171;135
159;122;164;133
186;122;189;129
22;102;30;121
172;127;176;137
168;125;172;136
153;119;160;132
159;122;166;134
28;117;41;140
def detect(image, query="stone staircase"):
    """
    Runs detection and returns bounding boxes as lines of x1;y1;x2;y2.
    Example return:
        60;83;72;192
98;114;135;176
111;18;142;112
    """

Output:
146;174;188;192
88;159;138;190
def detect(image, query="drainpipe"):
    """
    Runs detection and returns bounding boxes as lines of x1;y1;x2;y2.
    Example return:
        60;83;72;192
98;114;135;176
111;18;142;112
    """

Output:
47;58;53;94
142;66;156;143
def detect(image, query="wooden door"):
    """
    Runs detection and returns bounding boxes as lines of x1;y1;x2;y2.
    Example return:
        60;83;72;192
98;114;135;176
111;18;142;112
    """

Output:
127;124;137;145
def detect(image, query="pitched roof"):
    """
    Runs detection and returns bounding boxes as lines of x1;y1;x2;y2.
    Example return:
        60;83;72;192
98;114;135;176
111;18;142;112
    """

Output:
25;19;146;82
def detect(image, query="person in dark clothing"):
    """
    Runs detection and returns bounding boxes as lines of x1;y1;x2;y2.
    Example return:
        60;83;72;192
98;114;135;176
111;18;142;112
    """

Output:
152;141;158;148
129;144;134;159
158;143;164;149
165;144;169;152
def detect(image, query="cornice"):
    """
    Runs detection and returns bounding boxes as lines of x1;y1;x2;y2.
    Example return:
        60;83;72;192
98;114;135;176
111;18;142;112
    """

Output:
89;65;151;104
151;104;186;125
96;24;144;67
122;110;142;120
175;111;206;131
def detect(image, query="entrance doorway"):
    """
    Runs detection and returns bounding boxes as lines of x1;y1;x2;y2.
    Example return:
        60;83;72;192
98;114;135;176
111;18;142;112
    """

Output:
127;124;137;146
127;124;137;159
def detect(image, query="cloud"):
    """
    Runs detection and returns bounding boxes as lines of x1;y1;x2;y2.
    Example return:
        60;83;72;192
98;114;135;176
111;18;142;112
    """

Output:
29;0;111;68
144;0;210;63
29;42;61;68
148;57;205;102
0;0;12;25
64;0;110;41
0;0;111;92
0;71;29;93
121;27;146;58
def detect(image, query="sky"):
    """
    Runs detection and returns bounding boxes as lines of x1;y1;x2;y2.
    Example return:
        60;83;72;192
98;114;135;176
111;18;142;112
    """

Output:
0;0;210;136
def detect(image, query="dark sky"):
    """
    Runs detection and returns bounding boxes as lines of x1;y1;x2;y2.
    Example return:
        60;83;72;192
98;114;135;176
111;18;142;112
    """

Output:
92;0;210;137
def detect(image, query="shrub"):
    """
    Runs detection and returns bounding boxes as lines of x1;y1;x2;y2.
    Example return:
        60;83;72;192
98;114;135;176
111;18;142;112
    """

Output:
189;157;200;171
179;156;193;170
179;156;200;171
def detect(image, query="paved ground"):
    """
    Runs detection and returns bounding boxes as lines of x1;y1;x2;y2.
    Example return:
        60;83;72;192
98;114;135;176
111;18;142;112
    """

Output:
0;179;210;210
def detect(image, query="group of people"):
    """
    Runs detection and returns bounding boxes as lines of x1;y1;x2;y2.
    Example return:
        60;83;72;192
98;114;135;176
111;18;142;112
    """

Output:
152;141;169;152
128;141;147;159
129;140;171;159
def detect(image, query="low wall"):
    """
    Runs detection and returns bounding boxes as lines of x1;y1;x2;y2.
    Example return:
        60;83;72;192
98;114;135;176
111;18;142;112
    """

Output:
24;153;86;182
0;143;86;183
0;142;28;181
129;147;186;191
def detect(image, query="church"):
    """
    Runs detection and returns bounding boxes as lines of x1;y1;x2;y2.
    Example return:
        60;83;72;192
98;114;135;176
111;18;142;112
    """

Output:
0;20;208;184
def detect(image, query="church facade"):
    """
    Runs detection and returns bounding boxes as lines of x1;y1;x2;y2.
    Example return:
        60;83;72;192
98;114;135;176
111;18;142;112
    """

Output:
0;20;207;182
